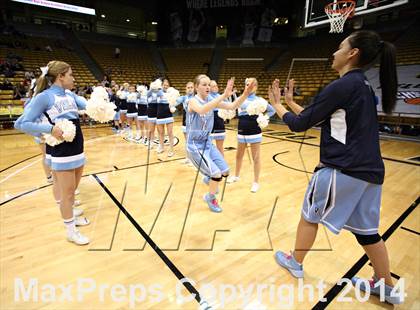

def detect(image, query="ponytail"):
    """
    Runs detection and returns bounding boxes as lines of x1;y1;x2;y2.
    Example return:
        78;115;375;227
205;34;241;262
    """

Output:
33;75;50;96
33;60;71;96
379;41;397;114
348;30;397;114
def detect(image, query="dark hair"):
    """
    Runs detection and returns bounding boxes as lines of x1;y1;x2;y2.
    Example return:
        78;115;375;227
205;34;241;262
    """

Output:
348;30;397;114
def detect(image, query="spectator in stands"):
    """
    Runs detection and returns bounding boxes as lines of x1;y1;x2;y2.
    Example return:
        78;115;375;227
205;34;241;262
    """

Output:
24;71;35;81
1;79;13;90
101;75;110;88
13;82;27;100
105;67;112;76
114;47;120;59
13;40;23;48
45;45;53;52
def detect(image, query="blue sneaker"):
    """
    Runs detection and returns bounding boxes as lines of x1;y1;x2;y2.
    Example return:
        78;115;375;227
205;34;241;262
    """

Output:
351;276;404;305
274;251;304;278
203;193;222;213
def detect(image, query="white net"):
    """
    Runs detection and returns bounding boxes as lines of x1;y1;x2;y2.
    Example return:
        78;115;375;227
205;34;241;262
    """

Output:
325;1;355;33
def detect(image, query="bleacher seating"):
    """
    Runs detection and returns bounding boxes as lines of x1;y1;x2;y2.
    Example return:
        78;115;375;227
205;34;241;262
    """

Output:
83;42;159;85
160;48;212;90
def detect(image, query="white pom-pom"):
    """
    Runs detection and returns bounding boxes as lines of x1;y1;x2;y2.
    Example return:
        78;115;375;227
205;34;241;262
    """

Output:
43;119;76;146
217;109;236;121
165;87;180;106
150;79;162;90
257;113;269;129
246;98;268;116
137;85;148;96
170;106;176;113
60;119;76;142
86;86;116;123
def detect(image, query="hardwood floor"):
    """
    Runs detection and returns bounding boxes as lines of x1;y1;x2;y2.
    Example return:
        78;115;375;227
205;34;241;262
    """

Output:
1;121;419;309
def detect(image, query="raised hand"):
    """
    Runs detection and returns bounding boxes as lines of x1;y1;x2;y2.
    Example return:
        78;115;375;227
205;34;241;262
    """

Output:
223;77;235;98
270;79;281;104
284;79;295;105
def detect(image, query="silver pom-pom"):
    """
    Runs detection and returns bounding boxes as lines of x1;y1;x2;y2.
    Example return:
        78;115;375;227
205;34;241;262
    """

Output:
136;85;148;96
86;86;116;123
246;98;268;116
150;79;162;90
43;119;76;146
257;113;269;129
217;109;236;121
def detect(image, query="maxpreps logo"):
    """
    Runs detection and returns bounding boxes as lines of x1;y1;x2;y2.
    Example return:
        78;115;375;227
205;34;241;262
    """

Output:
398;91;420;105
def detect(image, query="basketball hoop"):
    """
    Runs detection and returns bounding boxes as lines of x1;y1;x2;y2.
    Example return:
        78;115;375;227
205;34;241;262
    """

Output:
325;0;356;33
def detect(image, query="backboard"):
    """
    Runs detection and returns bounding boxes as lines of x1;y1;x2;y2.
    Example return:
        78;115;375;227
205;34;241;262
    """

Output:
304;0;409;28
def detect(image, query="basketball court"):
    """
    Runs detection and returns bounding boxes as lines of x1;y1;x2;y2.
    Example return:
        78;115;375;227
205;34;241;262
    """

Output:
0;0;419;309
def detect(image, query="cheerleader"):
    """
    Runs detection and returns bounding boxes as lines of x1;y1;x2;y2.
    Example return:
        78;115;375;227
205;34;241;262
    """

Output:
125;85;139;140
110;86;120;133
175;81;194;164
208;80;227;156
146;79;161;149
136;85;148;144
227;78;275;193
117;82;129;133
186;75;255;212
156;79;175;156
15;92;82;209
17;60;90;245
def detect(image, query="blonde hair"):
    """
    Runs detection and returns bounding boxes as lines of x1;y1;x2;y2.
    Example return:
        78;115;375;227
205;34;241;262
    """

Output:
245;77;258;93
34;61;71;96
194;74;209;87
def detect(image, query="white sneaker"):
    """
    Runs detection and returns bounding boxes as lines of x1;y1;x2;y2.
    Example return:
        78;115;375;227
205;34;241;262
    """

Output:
73;207;83;217
67;230;89;245
156;145;164;154
74;189;80;195
47;175;53;183
74;199;81;206
227;176;240;184
168;150;174;157
251;182;260;193
75;217;90;226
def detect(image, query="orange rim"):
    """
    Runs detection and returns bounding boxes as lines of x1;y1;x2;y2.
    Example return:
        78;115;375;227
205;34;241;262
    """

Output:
325;0;356;18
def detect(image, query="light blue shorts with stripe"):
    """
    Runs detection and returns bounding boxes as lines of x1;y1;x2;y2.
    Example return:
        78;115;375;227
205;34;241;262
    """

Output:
113;111;120;121
302;167;381;235
187;139;229;178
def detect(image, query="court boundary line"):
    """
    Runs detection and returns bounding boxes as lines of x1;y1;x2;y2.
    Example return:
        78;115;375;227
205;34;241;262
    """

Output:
92;174;203;305
0;153;42;173
312;196;419;309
